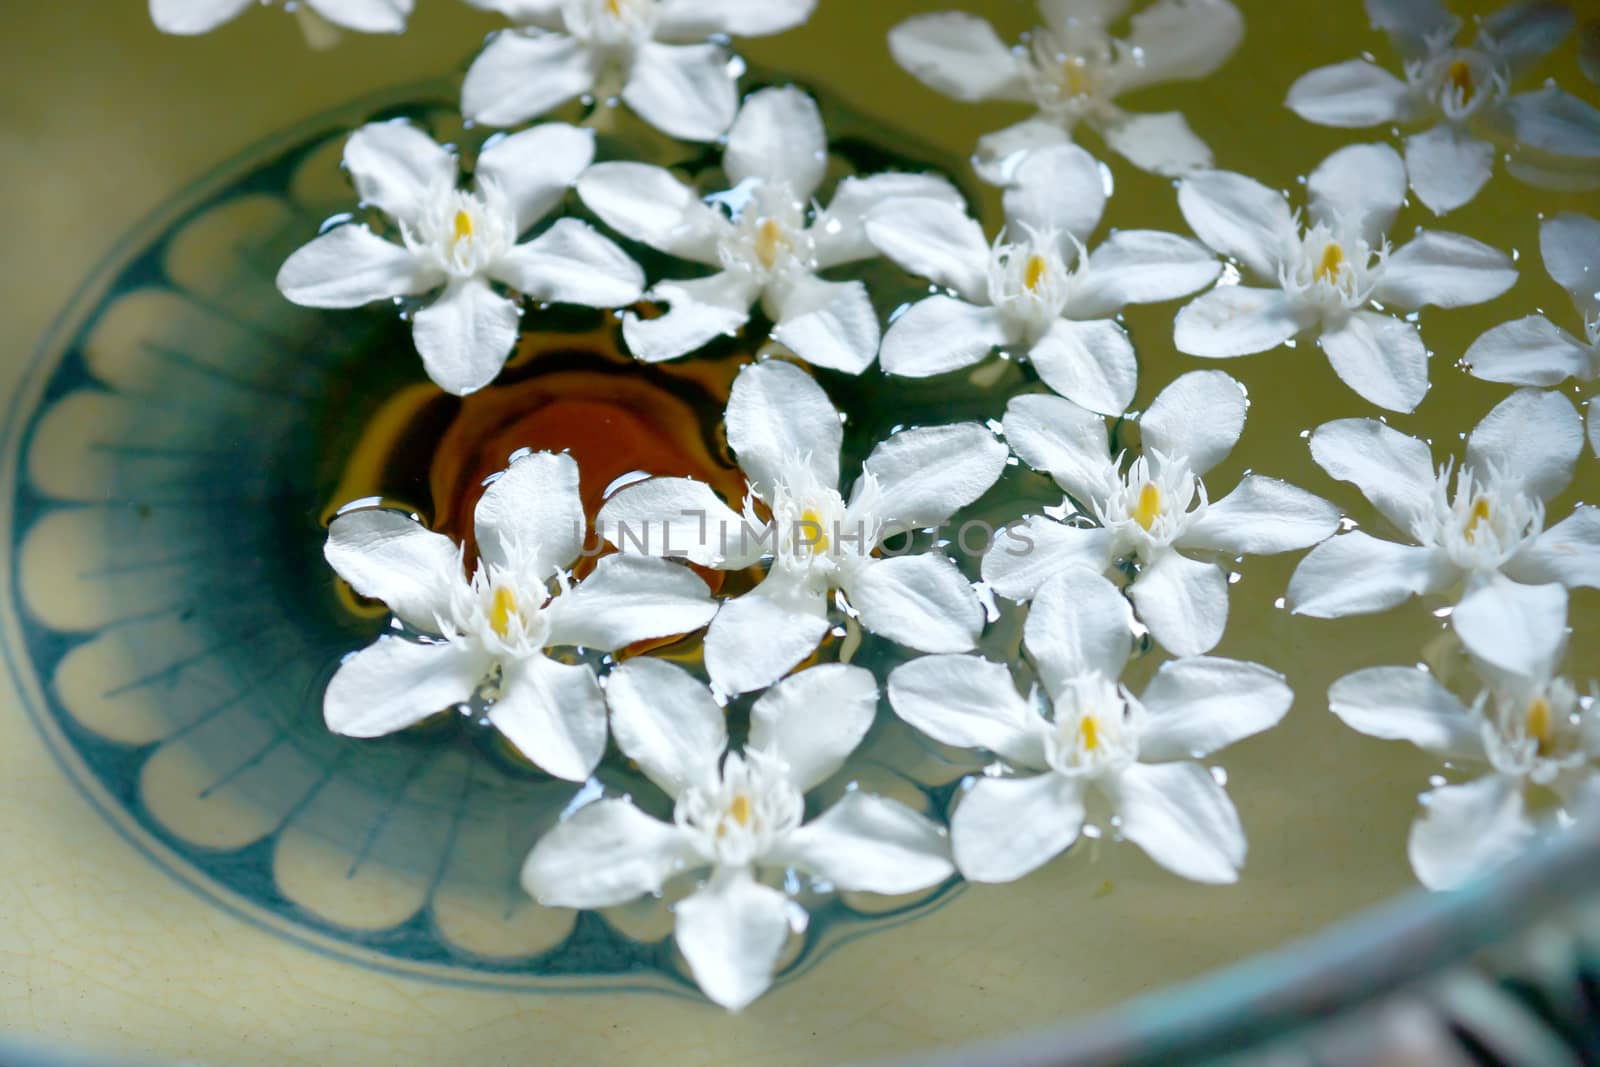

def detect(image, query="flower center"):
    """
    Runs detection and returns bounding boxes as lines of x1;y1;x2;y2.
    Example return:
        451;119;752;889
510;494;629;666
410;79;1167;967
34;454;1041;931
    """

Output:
1078;714;1101;752
725;791;752;830
1132;482;1161;532
988;232;1074;340
1420;462;1544;571
1097;453;1205;553
489;585;519;639
1024;253;1049;292
1282;220;1382;311
1045;674;1140;776
1464;496;1492;542
1061;55;1093;97
1447;58;1474;101
1527;695;1552;753
755;217;788;271
678;751;804;867
1314;242;1343;282
798;506;829;553
452;209;474;246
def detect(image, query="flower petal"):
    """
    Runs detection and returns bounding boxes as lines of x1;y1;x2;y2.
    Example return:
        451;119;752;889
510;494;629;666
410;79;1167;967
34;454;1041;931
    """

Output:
1466;387;1582;501
1542;212;1600;321
702;578;830;696
1506;506;1600;590
461;29;596;128
725;359;842;498
1377;232;1518;309
1139;369;1247;476
150;0;254;34
623;273;758;364
474;449;585;579
1329;666;1479;756
1129;549;1229;657
306;0;412;32
544;554;716;650
812;173;963;269
769;276;880;375
598;477;755;568
1482;1;1574;71
1366;0;1459;56
1002;392;1117;503
775;792;953;893
674;873;791;1012
1465;315;1594;386
623;41;738;143
1003;144;1108;244
974;118;1074;186
577;162;728;265
1023;567;1134;691
412;279;521;396
887;12;1032;103
878;296;1011;378
1116;0;1244;91
1402;125;1496;217
887;655;1047;768
324;636;485;738
1455;575;1568;681
859;423;1008;531
724;86;827;199
1409;776;1534;891
491;655;608;781
1285;59;1410;128
951;773;1085;883
1173;286;1304;358
1499;87;1600;160
476;122;594;233
493;219;644;308
846;555;984;653
1138;657;1292;761
1100;110;1215;176
1069;230;1222;319
654;0;814;38
521;798;697;908
276;225;438;309
605;657;726;796
1287;533;1456;618
325;508;461;631
981;517;1113;602
1307;142;1407;245
1179;475;1341;555
1177;170;1294;279
1318;309;1430;413
1028;318;1138;417
1308;417;1437;531
461;0;564;23
1104;761;1244;883
864;199;991;302
749;663;878;791
344;120;456;226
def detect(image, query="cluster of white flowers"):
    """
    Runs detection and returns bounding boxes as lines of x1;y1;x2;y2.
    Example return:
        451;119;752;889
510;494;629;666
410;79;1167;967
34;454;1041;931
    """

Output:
155;0;1600;1010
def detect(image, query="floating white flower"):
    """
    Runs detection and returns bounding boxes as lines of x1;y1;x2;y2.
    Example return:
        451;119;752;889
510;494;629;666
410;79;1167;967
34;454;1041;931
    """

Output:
888;0;1244;181
1174;142;1517;412
1329;577;1596;890
889;569;1290;884
1466;212;1600;457
1288;388;1600;619
522;659;953;1011
983;370;1339;657
277;120;645;396
1286;0;1600;214
576;87;960;372
322;451;717;782
150;0;410;42
866;144;1219;416
461;0;816;141
597;359;1008;695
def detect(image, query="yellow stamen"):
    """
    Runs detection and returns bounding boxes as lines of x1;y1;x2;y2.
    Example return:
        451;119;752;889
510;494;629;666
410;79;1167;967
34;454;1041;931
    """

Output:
489;586;518;639
1527;696;1552;752
452;210;474;245
1464;496;1491;542
1315;242;1344;282
1447;59;1473;100
1133;482;1161;532
605;0;622;14
1079;716;1100;752
1062;56;1091;96
799;507;828;552
1024;254;1049;292
728;793;752;827
755;218;785;270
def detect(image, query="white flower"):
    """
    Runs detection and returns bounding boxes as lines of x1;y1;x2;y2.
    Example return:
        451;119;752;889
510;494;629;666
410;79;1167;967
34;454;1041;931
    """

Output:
866;144;1219;416
576;87;960;372
983;371;1339;656
1286;0;1600;214
888;0;1244;181
1329;577;1596;890
276;120;644;396
321;451;717;782
150;0;410;42
522;659;953;1011
461;0;816;142
597;359;1008;695
1288;388;1600;619
1174;142;1517;413
889;569;1290;884
1466;213;1600;458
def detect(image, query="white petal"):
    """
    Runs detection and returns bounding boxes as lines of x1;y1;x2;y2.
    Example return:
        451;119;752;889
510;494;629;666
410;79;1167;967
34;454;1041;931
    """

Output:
1454;575;1568;681
1028;318;1137;417
749;663;878;791
980;517;1113;602
1377;232;1518;309
1403;125;1496;217
1069;230;1221;319
1129;549;1229;657
769;276;880;375
461;29;596;128
1285;59;1410;128
150;0;254;34
413;279;520;395
605;657;726;796
1180;475;1341;555
812;173;963;269
1318;309;1430;413
1023;568;1134;691
702;579;830;696
276;225;438;309
1307;142;1407;244
577;162;727;265
324;508;460;631
846;555;984;653
493;219;645;308
674;873;791;1012
476;122;594;232
344;121;456;226
1116;0;1244;90
1409;776;1534;891
1100;110;1215;176
324;637;485;738
623;273;758;363
491;655;608;781
886;655;1046;767
724;86;827;199
974;118;1074;187
864;199;991;302
1003;144;1107;244
1466;387;1582;501
1173;286;1304;358
1542;212;1600;321
521;798;696;908
774;792;953;893
623;42;738;143
878;297;1010;378
653;0;812;37
951;773;1085;883
1139;369;1247;476
598;477;754;568
1465;316;1594;386
725;359;841;498
1592;401;1600;459
1002;391;1117;502
1104;761;1244;883
1287;533;1456;618
461;0;564;22
1177;170;1294;279
1309;417;1437;531
860;423;1008;531
1139;657;1292;761
474;450;584;579
1366;0;1459;55
1500;88;1600;160
545;554;716;650
886;12;1031;103
306;0;411;33
1329;666;1479;756
1483;1;1574;71
1507;506;1600;590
